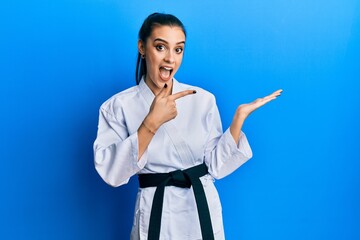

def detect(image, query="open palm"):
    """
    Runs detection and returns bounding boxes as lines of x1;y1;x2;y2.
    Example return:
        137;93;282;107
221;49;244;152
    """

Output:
237;89;283;119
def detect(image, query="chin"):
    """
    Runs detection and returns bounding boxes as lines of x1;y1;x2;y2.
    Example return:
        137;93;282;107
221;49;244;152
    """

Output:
158;76;174;84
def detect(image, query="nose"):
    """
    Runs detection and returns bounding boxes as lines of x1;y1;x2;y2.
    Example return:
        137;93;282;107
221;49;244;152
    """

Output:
164;50;175;63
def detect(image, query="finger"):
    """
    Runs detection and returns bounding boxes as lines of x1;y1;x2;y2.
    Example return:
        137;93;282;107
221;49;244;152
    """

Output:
263;89;283;99
270;89;283;97
169;90;197;101
255;95;278;107
157;83;172;97
262;96;277;104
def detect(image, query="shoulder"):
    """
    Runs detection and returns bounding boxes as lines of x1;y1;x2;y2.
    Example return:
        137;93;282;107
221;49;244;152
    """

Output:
99;85;139;117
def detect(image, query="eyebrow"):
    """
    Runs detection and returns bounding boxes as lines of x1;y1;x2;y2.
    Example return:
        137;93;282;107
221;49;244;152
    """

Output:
154;38;185;45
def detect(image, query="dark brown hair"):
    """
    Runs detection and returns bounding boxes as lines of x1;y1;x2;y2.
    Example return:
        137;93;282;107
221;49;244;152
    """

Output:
135;13;187;84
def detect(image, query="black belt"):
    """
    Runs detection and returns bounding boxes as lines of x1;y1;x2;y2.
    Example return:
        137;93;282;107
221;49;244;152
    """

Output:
138;163;215;240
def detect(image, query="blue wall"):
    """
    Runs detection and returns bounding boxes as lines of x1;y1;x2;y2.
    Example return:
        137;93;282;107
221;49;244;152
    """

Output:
1;0;359;239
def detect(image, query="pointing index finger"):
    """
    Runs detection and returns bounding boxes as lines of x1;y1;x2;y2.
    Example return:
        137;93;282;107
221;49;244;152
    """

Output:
169;90;197;100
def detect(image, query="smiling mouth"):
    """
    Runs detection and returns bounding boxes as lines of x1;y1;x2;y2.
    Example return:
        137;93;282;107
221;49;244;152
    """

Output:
159;67;173;80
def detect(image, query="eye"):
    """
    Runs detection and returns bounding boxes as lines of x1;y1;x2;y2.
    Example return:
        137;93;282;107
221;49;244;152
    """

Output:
156;45;165;51
175;47;183;54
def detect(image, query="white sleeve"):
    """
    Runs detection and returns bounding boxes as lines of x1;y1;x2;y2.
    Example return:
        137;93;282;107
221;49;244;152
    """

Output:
93;107;148;187
204;96;253;179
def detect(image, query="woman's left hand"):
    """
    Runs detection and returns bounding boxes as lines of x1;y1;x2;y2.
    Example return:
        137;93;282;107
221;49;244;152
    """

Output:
236;89;283;120
230;89;283;143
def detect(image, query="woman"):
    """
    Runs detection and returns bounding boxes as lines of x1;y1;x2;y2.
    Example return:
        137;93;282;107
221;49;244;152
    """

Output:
94;13;282;240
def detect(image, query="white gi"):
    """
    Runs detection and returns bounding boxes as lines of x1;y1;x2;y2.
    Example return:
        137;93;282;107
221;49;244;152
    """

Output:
93;77;253;240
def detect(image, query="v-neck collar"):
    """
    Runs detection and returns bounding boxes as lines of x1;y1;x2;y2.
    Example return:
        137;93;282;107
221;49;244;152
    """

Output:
138;76;183;106
138;76;196;167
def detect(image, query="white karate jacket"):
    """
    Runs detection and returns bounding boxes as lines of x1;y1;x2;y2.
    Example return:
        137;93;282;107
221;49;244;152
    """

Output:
93;77;253;240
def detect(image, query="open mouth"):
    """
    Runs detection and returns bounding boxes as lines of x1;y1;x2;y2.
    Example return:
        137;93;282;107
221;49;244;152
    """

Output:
159;66;173;80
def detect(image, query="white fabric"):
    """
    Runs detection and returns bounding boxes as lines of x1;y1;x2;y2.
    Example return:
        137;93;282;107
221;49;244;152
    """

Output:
93;77;253;240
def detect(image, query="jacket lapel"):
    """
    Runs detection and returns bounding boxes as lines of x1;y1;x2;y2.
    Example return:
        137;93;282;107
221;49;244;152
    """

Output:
139;78;196;168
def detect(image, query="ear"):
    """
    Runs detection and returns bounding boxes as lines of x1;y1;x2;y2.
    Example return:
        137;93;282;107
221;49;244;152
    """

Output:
138;40;145;55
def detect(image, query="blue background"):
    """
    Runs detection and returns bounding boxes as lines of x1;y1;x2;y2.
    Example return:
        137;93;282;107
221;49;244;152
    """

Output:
1;0;359;239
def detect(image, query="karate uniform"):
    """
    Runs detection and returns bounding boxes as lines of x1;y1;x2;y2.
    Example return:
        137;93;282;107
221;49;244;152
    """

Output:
93;77;253;240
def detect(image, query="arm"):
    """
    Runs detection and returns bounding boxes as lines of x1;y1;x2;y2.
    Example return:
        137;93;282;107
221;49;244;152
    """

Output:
230;89;283;143
137;84;197;159
94;108;148;187
94;84;197;186
205;89;282;179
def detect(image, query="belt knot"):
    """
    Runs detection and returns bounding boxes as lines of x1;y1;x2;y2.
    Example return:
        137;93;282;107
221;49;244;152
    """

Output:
169;170;191;188
138;163;214;240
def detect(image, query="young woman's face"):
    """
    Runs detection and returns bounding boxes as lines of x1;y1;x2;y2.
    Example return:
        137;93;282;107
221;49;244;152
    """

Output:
139;25;185;94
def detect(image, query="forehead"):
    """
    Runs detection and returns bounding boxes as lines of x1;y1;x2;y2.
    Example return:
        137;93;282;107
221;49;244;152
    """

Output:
149;25;186;43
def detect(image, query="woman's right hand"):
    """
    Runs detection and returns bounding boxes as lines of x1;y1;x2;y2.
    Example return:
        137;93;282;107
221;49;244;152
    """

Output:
144;84;196;132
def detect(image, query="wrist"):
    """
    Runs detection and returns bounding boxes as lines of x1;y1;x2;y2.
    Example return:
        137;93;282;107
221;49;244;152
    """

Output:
234;109;247;122
143;115;160;133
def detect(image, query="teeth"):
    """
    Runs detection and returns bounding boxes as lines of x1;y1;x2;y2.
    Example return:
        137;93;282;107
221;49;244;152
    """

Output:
162;67;172;71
